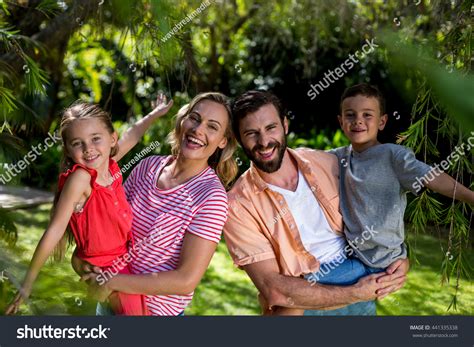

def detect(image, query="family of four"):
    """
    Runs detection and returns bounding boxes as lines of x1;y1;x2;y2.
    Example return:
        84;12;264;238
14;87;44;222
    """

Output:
6;84;474;316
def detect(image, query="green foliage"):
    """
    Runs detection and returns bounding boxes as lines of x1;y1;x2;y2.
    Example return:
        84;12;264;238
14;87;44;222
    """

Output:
288;129;349;150
23;55;49;96
382;31;474;132
397;85;440;158
0;208;17;245
0;86;16;112
380;2;473;308
407;191;444;234
35;0;62;18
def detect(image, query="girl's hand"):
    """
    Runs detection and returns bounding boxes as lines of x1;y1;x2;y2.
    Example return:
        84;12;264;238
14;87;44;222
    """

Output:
5;292;24;315
148;92;173;119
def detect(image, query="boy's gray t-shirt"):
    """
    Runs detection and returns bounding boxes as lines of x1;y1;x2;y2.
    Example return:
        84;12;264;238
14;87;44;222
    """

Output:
329;144;432;268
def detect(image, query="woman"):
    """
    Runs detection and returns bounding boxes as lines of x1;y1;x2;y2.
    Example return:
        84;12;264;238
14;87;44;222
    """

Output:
73;92;238;315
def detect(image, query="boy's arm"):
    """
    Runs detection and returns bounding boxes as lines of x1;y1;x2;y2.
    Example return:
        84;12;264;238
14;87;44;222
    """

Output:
425;172;474;205
113;93;173;162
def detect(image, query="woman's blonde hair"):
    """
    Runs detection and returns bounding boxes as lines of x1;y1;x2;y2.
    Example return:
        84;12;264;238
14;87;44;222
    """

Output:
53;101;119;260
167;92;238;188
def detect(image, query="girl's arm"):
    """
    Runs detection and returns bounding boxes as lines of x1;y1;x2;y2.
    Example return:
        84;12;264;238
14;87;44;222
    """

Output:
85;233;217;300
113;93;173;162
425;172;474;205
5;170;90;315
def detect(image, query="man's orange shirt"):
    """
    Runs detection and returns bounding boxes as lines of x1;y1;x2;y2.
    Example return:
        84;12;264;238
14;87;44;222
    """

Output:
224;148;343;277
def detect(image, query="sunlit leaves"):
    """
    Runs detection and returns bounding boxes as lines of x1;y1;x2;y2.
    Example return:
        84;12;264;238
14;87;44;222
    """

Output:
22;56;49;96
0;208;18;246
0;86;16;112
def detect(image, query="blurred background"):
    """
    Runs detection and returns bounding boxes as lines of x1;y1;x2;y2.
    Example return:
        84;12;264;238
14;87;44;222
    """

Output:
0;0;472;315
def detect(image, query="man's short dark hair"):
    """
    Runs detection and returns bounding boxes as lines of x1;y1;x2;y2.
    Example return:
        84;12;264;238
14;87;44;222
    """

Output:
232;90;285;144
340;83;386;115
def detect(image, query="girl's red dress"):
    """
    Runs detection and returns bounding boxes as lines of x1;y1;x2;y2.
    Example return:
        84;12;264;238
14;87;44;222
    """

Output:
58;158;147;315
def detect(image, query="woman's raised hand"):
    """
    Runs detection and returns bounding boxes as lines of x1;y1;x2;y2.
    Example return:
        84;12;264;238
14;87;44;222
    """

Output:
149;92;173;118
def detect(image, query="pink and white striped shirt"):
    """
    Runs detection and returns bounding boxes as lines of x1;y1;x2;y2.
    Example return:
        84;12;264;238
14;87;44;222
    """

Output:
124;155;228;315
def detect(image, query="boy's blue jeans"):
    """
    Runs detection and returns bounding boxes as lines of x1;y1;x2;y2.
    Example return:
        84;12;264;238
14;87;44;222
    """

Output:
303;257;384;316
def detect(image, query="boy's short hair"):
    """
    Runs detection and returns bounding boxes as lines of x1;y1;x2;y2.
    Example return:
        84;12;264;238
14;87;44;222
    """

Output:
232;90;285;144
340;83;386;115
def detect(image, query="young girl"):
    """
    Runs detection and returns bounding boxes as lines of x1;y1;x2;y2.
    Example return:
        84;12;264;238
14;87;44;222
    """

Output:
5;94;172;315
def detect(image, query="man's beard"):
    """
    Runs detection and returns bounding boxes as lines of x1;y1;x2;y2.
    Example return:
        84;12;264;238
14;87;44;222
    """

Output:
243;135;287;173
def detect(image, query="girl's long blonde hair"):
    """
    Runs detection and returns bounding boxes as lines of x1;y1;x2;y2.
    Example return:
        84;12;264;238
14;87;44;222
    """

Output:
167;92;238;188
53;102;119;260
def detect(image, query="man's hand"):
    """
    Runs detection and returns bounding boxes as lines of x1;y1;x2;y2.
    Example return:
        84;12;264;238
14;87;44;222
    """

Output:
258;292;305;315
376;258;409;298
351;273;387;302
258;292;273;315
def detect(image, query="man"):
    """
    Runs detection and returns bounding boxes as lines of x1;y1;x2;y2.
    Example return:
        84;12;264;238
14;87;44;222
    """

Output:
223;90;408;315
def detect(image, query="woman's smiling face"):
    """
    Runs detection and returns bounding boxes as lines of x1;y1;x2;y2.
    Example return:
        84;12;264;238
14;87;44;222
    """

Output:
179;99;229;162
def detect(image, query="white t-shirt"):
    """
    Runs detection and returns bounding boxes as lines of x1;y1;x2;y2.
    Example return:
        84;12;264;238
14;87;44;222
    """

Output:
267;171;347;263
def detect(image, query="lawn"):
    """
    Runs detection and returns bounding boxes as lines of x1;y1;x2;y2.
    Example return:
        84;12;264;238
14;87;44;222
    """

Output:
0;204;472;315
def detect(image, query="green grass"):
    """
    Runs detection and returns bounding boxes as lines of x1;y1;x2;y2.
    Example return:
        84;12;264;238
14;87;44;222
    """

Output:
0;204;472;315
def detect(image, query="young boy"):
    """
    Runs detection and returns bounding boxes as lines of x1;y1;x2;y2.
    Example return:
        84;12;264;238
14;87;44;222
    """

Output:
273;83;473;316
331;83;473;274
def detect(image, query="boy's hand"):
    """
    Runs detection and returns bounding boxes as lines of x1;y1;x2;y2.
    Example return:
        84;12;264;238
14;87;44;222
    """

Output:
148;92;173;119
